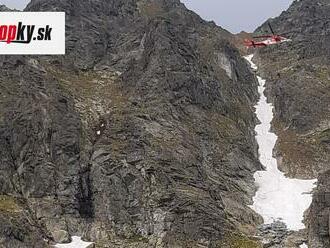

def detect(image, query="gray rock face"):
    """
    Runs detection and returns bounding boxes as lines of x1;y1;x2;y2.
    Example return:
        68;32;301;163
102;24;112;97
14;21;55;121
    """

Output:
0;0;261;247
257;221;290;248
0;5;12;11
0;195;50;247
309;170;330;248
253;0;330;247
53;230;70;243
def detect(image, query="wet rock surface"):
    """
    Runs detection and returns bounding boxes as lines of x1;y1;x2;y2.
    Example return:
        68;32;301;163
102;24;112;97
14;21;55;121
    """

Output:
0;0;261;247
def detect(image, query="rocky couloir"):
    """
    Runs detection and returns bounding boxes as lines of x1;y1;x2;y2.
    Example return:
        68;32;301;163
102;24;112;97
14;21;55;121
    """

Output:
252;0;330;247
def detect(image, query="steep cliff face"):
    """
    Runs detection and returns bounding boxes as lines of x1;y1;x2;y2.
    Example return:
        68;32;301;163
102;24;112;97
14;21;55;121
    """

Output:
253;0;330;246
0;0;261;247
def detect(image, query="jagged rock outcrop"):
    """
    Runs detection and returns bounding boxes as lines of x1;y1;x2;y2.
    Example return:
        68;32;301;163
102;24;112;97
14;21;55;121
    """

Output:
252;0;330;246
0;5;11;11
0;0;261;247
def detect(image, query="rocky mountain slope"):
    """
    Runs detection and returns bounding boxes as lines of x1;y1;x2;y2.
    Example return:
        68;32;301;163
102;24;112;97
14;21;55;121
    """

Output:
0;0;262;247
0;5;11;11
253;0;330;246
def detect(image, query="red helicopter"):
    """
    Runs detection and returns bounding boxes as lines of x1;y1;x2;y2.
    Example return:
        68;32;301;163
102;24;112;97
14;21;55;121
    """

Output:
244;23;291;48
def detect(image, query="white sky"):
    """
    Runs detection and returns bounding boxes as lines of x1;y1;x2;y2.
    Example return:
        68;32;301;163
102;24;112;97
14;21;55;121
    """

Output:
0;0;29;10
1;0;294;33
181;0;294;33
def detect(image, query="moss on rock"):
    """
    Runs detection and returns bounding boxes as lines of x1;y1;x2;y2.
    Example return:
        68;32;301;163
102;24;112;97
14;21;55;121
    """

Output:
0;195;21;214
217;233;262;248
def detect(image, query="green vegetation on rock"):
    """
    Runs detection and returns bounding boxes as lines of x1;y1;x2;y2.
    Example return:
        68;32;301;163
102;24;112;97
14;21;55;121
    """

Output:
218;233;262;248
0;195;21;214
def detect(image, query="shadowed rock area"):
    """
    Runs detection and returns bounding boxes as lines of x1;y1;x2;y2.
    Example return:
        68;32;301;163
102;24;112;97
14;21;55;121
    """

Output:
0;0;262;247
252;0;330;247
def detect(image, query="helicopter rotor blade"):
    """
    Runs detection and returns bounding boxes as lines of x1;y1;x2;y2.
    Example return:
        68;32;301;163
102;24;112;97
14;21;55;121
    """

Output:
253;35;273;39
268;23;275;35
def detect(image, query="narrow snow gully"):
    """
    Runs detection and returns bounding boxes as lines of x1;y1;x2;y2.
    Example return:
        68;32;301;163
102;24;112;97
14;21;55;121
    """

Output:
54;236;93;248
244;55;317;247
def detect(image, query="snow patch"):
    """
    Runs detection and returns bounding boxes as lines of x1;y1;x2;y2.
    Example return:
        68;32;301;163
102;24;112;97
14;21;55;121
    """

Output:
300;243;308;248
54;236;93;248
217;52;233;79
244;55;317;232
245;54;257;70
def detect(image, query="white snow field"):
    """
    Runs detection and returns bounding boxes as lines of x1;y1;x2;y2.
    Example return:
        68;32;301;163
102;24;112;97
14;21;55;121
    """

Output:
244;55;316;231
300;243;308;248
54;236;93;248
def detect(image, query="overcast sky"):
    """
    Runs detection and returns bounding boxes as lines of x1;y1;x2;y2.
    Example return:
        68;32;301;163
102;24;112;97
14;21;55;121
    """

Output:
181;0;294;33
0;0;29;10
1;0;294;33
